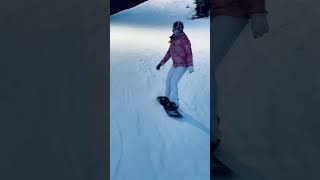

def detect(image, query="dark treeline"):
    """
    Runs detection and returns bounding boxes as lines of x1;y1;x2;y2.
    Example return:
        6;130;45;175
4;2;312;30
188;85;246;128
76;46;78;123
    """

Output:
111;0;148;15
111;0;211;19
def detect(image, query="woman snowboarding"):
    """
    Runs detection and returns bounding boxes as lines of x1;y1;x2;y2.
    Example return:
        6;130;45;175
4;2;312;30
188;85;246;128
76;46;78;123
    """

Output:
156;21;194;112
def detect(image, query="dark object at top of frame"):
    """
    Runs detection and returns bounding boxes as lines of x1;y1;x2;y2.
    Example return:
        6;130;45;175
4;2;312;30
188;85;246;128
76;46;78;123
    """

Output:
110;0;149;15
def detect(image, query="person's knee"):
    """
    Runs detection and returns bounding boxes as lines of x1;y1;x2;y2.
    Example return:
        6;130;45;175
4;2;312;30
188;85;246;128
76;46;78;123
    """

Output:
170;78;178;88
166;74;172;83
166;79;171;87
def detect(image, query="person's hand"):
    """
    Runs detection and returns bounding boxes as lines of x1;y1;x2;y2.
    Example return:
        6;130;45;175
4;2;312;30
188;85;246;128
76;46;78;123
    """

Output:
156;63;162;70
251;14;269;39
188;66;194;74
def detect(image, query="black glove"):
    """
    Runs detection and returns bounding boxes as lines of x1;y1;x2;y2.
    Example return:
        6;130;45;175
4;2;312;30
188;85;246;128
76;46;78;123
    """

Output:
156;63;162;70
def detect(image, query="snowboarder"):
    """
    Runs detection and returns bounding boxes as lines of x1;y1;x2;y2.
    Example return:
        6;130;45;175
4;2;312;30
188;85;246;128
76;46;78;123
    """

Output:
156;21;194;111
211;0;270;175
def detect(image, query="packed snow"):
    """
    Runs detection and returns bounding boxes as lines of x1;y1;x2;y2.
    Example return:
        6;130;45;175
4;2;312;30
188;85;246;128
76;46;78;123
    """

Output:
110;0;210;180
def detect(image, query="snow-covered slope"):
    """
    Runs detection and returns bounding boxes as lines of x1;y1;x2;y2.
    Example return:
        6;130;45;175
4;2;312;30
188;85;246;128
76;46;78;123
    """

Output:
110;0;210;180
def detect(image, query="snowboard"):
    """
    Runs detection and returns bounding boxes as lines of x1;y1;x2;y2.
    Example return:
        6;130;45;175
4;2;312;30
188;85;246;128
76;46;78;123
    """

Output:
157;97;183;118
211;156;234;177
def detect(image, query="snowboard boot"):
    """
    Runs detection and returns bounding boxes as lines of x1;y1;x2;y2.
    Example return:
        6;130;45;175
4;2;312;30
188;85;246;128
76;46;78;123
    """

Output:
165;101;179;111
158;96;169;106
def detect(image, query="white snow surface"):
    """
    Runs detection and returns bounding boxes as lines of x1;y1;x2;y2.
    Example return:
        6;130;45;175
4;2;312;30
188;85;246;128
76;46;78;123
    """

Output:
110;0;210;180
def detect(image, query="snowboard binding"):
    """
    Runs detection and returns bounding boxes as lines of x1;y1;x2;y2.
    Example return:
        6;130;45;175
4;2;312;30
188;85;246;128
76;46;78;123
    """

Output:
165;101;179;111
157;96;182;118
158;96;169;106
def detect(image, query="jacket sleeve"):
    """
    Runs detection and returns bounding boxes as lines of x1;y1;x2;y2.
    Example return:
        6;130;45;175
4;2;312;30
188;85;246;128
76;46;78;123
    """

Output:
183;38;193;67
246;0;267;15
160;48;171;65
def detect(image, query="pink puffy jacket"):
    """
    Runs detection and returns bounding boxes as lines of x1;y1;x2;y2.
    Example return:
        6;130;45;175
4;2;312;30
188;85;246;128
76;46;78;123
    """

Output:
160;33;193;67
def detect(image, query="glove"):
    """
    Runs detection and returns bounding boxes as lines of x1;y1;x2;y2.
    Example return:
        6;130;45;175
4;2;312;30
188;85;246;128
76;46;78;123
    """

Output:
156;63;162;70
250;14;269;39
188;66;194;74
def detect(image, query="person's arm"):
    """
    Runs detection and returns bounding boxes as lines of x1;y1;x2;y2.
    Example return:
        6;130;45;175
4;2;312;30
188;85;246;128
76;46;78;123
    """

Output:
156;48;171;70
183;38;193;67
160;48;171;65
183;37;194;73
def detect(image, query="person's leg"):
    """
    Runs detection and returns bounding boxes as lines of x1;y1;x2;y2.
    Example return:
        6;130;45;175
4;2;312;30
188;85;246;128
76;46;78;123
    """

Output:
169;66;187;106
211;16;249;146
165;66;175;98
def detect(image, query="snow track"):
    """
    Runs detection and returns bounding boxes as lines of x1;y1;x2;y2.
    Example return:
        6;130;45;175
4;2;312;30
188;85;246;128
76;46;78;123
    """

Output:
110;0;210;179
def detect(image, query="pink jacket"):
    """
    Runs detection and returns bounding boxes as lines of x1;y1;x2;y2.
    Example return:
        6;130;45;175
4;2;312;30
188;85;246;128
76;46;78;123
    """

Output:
160;33;193;67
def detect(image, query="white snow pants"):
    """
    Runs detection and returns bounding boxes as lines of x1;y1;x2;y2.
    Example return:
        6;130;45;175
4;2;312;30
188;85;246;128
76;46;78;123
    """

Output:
165;66;187;106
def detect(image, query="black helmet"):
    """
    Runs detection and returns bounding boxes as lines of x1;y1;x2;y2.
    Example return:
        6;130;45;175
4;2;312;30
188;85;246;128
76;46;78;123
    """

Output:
172;21;184;32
